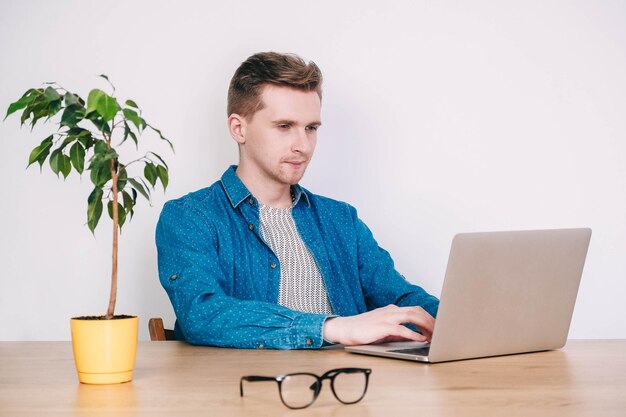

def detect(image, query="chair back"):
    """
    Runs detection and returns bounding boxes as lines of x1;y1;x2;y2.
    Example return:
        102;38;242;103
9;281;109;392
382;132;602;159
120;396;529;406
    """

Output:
148;317;175;341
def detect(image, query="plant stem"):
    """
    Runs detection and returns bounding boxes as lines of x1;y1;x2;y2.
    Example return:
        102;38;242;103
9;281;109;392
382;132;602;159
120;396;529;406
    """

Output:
105;133;119;319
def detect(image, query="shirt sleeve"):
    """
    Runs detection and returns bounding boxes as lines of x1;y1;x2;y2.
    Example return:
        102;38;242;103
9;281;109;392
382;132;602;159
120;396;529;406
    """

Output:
351;207;440;318
155;200;328;349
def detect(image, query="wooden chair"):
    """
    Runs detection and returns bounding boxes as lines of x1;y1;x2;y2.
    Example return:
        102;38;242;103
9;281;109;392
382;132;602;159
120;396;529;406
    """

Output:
148;317;176;341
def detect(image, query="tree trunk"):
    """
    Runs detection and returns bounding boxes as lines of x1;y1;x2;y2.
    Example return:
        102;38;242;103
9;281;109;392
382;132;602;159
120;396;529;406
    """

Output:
106;159;119;319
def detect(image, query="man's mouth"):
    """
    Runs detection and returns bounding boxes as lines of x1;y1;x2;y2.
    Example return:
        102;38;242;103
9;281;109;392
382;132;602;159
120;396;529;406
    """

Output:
284;160;307;166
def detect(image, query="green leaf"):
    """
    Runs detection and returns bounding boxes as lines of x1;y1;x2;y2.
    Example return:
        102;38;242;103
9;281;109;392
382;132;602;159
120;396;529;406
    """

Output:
128;129;138;148
20;107;31;126
60;104;86;126
96;93;120;122
104;149;118;161
48;148;71;178
63;92;83;106
89;158;112;187
144;162;157;188
157;165;169;190
85;111;111;134
79;137;95;150
107;201;126;228
125;99;139;108
25;91;61;128
122;108;145;131
77;132;95;150
49;150;62;176
17;89;45;125
59;135;78;150
122;190;135;217
148;124;174;151
122;189;133;206
62;128;93;150
43;86;61;102
67;126;90;136
137;177;152;197
60;155;71;179
87;89;117;129
117;168;127;191
120;121;138;148
86;89;105;114
94;139;107;154
27;135;54;168
5;89;37;120
69;142;85;174
92;165;112;187
128;178;150;201
87;187;104;233
148;151;168;169
43;98;63;123
121;121;130;145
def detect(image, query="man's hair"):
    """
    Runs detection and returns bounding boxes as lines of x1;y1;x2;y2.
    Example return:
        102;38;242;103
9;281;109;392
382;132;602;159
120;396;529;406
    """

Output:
227;52;323;119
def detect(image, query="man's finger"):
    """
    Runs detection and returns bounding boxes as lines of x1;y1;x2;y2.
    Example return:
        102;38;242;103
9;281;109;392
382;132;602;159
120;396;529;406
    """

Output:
392;307;435;334
387;324;428;342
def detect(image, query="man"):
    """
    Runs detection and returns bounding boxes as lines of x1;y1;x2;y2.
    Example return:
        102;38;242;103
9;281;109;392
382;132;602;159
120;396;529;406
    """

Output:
156;52;439;349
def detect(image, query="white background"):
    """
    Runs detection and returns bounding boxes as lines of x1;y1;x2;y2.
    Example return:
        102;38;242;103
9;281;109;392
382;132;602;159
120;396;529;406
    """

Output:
1;0;624;341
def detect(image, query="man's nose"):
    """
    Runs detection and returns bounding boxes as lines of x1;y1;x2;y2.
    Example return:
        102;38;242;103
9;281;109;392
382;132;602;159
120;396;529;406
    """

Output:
292;128;311;153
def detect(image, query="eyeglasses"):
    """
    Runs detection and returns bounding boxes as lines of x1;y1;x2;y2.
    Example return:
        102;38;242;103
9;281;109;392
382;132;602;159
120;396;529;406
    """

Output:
240;367;372;409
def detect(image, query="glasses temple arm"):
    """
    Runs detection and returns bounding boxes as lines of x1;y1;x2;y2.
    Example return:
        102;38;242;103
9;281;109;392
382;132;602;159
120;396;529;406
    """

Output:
239;375;280;397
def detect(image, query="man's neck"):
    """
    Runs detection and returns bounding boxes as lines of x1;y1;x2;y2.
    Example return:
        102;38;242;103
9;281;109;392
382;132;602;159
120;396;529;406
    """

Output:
235;165;293;208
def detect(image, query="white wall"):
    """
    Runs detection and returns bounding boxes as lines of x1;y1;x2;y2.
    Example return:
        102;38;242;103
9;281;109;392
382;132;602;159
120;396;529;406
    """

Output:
1;0;624;341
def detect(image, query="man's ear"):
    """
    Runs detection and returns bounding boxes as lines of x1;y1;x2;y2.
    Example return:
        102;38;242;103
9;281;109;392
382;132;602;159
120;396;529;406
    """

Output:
228;114;246;145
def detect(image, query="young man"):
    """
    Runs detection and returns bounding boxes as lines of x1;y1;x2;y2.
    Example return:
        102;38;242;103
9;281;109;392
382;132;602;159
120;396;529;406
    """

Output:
156;52;439;349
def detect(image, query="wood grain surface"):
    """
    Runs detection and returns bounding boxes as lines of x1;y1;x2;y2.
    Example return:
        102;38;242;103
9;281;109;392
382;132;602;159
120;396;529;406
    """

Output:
1;340;624;416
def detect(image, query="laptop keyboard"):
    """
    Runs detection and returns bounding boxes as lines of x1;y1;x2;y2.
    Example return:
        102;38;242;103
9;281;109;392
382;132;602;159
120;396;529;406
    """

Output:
389;346;431;356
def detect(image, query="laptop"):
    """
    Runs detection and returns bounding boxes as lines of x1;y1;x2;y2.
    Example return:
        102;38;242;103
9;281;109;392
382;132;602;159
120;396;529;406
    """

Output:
345;228;592;363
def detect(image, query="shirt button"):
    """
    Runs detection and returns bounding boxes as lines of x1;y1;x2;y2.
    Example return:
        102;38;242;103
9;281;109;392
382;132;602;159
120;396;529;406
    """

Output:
258;344;265;350
170;274;178;281
249;198;254;205
305;338;313;346
248;224;254;231
270;262;277;269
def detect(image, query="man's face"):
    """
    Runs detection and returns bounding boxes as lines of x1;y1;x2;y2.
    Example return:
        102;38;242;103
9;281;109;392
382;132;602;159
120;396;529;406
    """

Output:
238;85;321;186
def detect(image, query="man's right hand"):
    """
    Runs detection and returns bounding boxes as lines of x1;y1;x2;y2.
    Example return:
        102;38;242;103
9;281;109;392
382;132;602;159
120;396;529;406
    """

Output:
322;304;435;346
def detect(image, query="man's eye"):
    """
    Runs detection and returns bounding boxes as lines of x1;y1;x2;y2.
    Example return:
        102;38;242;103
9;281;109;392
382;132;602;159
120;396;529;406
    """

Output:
278;124;290;129
306;125;318;132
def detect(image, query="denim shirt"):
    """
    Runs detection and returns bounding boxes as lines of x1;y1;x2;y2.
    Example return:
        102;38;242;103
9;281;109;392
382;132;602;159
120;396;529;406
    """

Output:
155;166;439;349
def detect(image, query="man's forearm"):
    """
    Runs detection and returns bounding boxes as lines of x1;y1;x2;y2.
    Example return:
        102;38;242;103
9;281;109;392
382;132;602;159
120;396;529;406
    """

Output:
175;294;330;349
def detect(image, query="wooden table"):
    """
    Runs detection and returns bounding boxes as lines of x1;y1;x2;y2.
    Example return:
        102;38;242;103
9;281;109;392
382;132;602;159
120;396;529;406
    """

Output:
1;340;625;416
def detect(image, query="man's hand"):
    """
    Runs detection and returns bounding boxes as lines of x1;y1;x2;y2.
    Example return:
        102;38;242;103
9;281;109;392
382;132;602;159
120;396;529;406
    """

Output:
323;304;435;346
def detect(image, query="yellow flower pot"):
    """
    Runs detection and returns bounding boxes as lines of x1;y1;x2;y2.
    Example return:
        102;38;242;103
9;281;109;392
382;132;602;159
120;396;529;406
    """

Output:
70;316;138;384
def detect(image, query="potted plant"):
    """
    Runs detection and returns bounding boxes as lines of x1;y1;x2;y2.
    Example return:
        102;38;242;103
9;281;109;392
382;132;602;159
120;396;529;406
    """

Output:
4;75;172;384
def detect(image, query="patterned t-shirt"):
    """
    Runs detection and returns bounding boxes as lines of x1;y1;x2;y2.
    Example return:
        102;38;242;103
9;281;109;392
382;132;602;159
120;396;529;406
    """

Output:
259;203;335;315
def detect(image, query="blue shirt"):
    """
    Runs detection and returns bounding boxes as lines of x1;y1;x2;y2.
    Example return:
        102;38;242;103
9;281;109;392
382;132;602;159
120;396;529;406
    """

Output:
155;166;439;349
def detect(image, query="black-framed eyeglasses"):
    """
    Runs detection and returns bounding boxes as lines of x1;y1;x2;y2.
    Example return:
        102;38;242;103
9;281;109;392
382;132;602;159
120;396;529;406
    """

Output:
240;367;372;409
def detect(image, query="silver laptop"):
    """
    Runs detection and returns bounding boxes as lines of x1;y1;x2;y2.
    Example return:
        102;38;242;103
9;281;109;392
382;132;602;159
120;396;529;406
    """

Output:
345;228;592;363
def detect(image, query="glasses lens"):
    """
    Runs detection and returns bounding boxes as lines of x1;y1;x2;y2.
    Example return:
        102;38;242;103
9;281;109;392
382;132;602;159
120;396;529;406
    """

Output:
332;370;368;404
280;374;319;409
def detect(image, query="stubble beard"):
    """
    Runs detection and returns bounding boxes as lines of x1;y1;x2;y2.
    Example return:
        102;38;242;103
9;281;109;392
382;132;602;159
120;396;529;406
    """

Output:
271;160;309;186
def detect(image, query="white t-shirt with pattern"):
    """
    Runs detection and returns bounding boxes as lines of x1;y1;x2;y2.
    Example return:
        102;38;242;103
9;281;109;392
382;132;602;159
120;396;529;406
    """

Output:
259;203;334;315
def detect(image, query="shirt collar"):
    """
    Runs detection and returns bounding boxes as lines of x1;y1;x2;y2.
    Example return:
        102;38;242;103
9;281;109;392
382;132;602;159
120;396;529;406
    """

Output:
291;184;311;207
220;165;311;208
